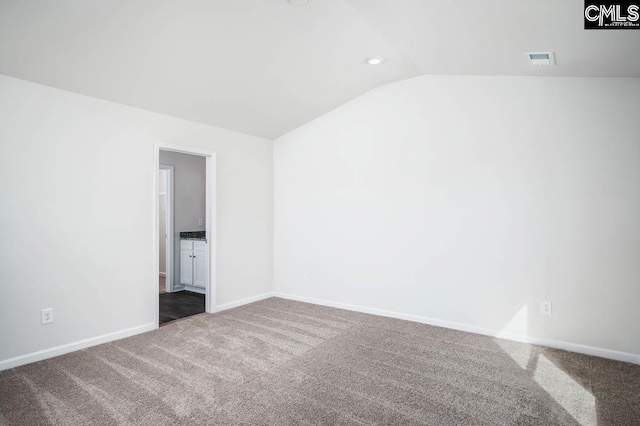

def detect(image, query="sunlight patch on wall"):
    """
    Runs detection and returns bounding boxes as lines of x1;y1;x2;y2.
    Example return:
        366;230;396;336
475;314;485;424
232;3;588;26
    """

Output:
497;304;528;336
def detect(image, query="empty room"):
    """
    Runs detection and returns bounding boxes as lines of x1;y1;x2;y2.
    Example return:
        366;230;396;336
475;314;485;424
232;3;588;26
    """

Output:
0;1;639;425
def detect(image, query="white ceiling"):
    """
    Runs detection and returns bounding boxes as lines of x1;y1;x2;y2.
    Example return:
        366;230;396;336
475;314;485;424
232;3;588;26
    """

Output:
0;0;638;139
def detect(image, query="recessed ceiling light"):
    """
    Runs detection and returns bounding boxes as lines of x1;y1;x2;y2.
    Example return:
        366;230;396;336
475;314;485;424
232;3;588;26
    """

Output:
527;52;556;66
365;56;384;65
288;0;309;5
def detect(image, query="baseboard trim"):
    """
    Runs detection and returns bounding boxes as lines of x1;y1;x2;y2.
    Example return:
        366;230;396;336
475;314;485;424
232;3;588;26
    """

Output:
0;322;156;371
216;292;275;313
272;292;640;365
4;294;635;371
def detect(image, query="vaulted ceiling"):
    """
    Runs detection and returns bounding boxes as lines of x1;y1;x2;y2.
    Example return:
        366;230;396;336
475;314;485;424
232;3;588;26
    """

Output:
1;0;638;138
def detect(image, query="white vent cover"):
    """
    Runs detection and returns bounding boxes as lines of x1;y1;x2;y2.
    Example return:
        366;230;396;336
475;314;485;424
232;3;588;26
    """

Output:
527;52;555;66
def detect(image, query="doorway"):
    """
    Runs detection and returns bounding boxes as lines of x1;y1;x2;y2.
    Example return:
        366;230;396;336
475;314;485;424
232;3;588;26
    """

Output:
154;142;217;328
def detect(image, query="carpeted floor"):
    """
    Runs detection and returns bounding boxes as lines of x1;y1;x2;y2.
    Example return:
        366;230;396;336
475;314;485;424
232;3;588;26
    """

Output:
1;297;638;425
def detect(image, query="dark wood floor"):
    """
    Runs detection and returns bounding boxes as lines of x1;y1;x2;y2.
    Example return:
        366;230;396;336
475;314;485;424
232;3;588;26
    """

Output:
159;291;205;325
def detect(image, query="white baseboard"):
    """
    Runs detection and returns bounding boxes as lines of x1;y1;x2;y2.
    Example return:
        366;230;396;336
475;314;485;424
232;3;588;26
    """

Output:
0;322;155;372
4;293;636;372
272;292;640;365
216;292;275;312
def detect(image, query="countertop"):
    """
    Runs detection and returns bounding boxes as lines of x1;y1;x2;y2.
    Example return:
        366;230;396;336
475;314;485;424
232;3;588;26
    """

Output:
179;231;206;241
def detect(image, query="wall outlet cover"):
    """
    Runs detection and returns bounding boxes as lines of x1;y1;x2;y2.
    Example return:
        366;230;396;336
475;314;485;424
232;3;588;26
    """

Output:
540;301;552;315
41;308;54;324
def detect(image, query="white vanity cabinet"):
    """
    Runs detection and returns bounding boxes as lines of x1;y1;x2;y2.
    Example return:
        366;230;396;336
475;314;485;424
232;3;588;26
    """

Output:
180;240;207;288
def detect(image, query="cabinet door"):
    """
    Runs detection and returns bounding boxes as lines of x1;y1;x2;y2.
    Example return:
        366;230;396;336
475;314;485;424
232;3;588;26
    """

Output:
180;250;193;285
193;248;208;288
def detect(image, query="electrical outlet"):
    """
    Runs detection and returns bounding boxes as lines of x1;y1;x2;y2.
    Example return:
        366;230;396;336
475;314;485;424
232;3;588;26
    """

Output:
41;308;54;324
540;301;552;315
303;272;310;281
198;218;203;226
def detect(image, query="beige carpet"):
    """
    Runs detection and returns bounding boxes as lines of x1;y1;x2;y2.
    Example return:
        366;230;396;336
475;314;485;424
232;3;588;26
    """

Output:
1;297;638;425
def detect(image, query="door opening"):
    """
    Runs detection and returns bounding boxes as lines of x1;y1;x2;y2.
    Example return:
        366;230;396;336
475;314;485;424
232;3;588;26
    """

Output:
154;142;216;328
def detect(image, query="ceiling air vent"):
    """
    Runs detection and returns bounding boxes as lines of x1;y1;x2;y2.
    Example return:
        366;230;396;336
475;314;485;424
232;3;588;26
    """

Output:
527;52;555;66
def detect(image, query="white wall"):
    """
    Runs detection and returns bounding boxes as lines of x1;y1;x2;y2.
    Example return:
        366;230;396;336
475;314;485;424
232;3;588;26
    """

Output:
274;75;640;357
159;151;206;288
0;75;273;364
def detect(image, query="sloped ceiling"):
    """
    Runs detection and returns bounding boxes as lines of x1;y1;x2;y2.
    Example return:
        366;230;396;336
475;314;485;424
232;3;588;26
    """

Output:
0;0;638;139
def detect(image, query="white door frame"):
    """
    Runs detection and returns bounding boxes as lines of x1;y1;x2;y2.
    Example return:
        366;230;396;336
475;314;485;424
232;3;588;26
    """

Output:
153;141;217;329
159;164;174;293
